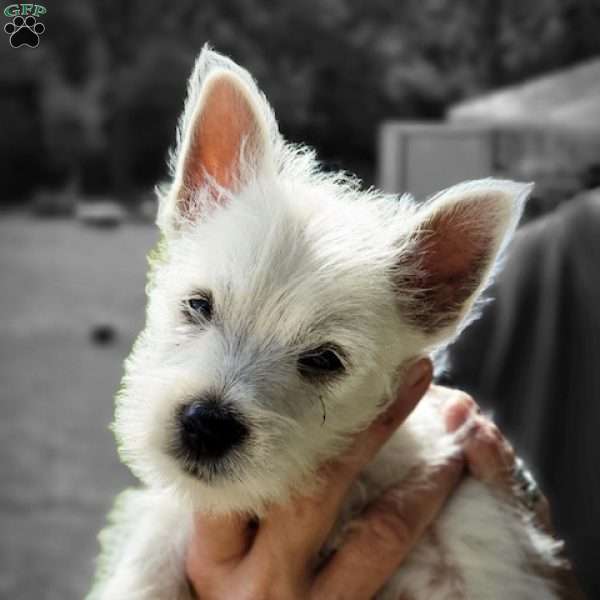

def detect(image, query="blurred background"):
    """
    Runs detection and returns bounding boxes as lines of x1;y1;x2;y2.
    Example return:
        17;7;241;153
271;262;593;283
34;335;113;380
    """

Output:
1;0;599;598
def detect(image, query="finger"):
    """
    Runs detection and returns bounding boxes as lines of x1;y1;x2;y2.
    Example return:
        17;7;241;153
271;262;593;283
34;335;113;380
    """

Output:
188;511;253;566
462;416;516;490
256;358;433;564
439;390;515;489
440;388;479;432
450;411;555;533
336;358;434;484
311;456;465;600
186;513;253;597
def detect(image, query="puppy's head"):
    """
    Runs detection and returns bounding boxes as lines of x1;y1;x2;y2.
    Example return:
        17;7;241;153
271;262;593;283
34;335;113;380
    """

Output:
114;47;531;514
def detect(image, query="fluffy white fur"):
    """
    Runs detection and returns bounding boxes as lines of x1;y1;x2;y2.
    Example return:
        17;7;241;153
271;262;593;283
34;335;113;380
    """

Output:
88;47;562;599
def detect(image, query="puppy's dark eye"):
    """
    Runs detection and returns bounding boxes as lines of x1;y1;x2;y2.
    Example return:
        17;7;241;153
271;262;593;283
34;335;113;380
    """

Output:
298;345;345;378
185;293;213;321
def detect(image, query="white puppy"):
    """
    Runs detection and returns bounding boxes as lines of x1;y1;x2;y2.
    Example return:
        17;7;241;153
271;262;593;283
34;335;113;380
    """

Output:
88;47;562;599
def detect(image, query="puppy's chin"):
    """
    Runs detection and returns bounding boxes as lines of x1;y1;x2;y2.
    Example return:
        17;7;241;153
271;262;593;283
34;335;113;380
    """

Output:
137;447;313;516
175;453;245;486
179;460;230;484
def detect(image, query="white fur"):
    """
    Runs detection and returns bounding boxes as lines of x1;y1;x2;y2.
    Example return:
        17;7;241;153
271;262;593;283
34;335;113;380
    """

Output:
88;47;562;599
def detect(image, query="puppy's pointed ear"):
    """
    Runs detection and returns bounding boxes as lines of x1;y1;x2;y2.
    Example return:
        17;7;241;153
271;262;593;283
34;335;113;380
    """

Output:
395;179;532;337
160;50;274;233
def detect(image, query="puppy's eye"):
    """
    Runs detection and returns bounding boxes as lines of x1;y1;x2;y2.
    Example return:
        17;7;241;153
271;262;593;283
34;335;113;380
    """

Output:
184;293;213;322
298;345;345;378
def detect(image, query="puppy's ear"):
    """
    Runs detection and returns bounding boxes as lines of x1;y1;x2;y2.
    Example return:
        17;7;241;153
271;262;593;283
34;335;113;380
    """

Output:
395;179;532;338
159;47;275;233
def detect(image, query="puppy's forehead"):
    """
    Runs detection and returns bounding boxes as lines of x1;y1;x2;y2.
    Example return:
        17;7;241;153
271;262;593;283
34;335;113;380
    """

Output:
172;186;398;342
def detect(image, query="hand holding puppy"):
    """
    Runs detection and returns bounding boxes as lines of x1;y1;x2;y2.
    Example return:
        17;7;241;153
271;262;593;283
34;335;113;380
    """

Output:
186;360;581;599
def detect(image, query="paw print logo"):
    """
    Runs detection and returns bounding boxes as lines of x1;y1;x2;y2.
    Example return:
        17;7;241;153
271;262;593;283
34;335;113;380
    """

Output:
4;15;45;48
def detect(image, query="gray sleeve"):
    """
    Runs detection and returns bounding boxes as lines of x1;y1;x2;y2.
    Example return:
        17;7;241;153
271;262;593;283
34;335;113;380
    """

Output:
446;193;600;599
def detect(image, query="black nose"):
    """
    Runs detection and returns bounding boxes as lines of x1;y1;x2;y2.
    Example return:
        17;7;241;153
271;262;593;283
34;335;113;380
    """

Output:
178;399;248;462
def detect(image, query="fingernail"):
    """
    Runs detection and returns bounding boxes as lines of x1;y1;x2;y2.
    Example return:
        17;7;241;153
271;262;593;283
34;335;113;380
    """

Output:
406;358;432;388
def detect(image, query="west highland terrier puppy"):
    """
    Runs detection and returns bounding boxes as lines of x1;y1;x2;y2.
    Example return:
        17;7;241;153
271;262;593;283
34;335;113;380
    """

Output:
88;47;562;599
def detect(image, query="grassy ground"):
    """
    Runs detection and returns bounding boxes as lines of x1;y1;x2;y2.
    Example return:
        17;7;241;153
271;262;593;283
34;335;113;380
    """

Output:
0;215;157;600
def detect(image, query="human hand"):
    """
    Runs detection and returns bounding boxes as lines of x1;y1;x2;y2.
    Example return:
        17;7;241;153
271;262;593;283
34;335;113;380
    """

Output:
186;374;583;600
432;385;554;531
185;357;468;599
433;385;585;600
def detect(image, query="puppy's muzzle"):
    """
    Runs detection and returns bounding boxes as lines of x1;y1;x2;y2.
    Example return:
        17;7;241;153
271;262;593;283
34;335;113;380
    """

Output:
178;397;248;462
